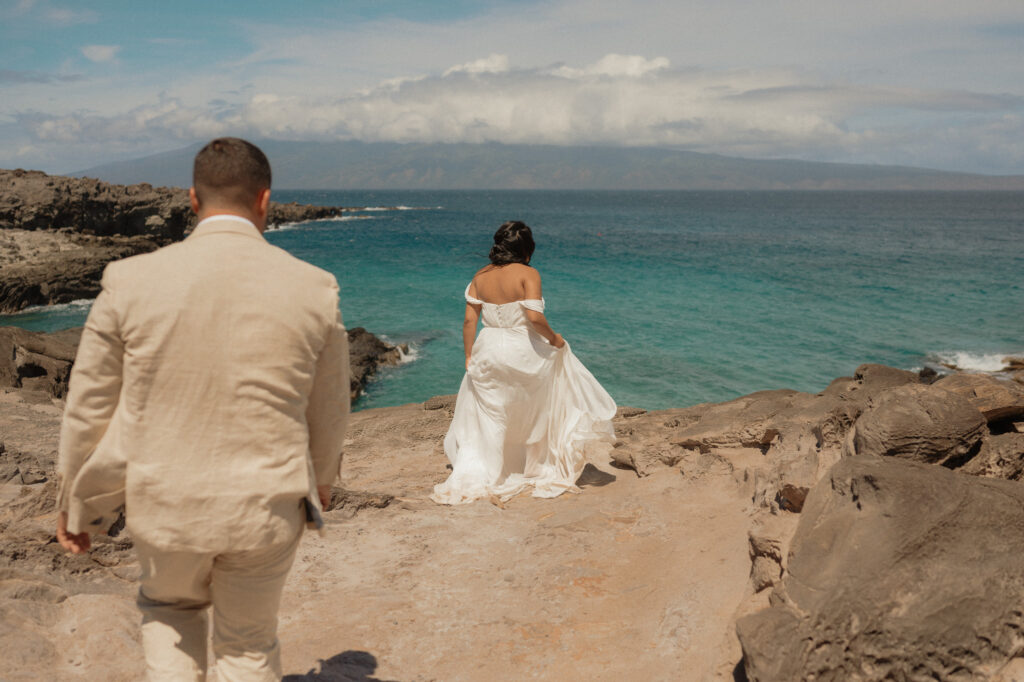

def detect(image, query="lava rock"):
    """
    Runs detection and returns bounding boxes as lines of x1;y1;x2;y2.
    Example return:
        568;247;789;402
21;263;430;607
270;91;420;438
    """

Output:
846;383;986;466
737;455;1024;681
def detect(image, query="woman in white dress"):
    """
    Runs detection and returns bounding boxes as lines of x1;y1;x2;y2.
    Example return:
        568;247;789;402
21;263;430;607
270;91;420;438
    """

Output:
431;221;617;505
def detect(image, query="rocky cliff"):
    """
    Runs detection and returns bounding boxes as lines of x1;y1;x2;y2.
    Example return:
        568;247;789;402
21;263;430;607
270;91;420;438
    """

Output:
1;358;1022;680
1;168;350;239
0;169;354;313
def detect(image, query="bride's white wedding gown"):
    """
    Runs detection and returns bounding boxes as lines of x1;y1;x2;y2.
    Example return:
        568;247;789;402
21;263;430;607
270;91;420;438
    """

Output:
431;285;617;505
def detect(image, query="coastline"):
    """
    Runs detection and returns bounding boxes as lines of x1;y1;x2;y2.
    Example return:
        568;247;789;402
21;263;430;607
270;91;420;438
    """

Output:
3;173;1024;677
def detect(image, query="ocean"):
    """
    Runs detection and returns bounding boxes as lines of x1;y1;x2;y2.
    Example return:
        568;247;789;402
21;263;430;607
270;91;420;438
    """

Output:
4;190;1022;411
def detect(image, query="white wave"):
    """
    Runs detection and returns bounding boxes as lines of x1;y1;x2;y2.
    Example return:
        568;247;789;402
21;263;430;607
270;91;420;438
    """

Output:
271;215;373;231
357;205;438;211
926;350;1021;373
396;342;420;364
378;336;420;364
10;299;94;315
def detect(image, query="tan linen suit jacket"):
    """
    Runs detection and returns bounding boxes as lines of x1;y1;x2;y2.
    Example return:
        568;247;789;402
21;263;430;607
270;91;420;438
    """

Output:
57;215;350;553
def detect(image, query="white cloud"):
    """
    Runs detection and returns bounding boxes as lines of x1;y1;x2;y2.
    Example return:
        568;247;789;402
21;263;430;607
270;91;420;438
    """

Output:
551;54;670;79
81;45;120;63
5;1;1024;173
16;54;1023;174
444;54;510;76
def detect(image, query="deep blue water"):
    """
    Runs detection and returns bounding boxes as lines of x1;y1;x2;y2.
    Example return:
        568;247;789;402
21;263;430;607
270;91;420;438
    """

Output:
4;191;1022;410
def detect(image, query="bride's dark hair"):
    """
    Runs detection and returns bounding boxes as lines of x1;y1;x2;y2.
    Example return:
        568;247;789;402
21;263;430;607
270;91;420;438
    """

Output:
489;221;535;266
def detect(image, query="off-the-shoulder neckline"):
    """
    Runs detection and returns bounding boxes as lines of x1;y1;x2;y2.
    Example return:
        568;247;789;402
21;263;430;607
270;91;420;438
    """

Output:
464;282;542;306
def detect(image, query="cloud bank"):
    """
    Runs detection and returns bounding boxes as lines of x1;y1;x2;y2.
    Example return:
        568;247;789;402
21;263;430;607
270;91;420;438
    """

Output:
13;53;1023;174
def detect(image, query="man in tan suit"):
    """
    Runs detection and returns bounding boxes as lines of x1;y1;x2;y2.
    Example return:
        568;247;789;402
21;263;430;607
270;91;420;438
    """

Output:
56;137;350;681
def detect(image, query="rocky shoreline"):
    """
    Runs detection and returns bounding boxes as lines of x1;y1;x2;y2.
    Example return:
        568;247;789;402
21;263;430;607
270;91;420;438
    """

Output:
0;324;406;403
0;169;360;313
1;348;1022;679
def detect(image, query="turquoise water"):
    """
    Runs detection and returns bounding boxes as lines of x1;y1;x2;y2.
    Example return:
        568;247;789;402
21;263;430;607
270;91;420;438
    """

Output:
4;191;1022;410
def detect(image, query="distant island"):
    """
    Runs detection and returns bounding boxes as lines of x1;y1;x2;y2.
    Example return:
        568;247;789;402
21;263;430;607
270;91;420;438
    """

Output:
74;140;1024;191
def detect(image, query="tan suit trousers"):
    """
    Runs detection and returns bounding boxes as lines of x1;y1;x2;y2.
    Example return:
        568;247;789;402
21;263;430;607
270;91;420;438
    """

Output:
135;516;303;682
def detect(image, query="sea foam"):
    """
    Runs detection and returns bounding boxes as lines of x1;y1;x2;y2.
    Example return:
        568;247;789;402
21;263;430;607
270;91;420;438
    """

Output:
17;299;94;314
926;351;1020;373
272;215;374;231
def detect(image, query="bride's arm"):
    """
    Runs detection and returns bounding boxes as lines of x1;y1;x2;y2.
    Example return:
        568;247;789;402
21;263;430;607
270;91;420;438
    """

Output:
463;302;481;368
523;269;565;348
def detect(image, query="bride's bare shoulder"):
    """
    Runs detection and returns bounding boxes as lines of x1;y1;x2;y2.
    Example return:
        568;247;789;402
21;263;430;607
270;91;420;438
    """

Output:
475;264;498;276
517;264;541;280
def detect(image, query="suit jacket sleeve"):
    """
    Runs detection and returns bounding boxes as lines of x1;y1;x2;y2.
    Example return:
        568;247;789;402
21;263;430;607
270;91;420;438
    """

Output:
57;265;125;513
307;303;350;488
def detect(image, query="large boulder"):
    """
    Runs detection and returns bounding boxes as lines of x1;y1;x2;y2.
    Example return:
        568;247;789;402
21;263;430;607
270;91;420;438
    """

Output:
846;383;986;466
736;456;1024;681
934;372;1024;424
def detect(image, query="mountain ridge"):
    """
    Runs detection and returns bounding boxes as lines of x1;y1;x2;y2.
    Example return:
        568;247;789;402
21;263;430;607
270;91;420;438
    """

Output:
71;140;1024;191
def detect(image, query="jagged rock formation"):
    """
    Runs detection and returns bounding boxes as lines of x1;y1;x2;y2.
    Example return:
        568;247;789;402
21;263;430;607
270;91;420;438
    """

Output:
347;328;408;399
611;363;933;510
0;326;80;397
1;169;350;239
0;168;354;312
0;229;163;313
0;325;404;402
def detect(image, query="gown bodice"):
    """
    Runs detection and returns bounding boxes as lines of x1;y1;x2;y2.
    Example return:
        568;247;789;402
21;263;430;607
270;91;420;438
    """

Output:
464;283;545;329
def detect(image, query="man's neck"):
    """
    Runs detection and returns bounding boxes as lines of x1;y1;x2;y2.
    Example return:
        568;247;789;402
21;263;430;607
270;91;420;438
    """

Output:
196;209;265;233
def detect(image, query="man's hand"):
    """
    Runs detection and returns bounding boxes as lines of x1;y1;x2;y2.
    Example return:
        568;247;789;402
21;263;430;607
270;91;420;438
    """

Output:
57;511;92;554
317;484;332;510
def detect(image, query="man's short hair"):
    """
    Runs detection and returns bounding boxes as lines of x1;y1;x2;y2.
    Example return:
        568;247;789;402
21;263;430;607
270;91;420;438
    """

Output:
192;137;272;209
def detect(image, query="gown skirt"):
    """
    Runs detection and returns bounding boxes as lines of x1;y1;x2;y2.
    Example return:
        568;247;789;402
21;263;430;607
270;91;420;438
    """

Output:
431;289;617;505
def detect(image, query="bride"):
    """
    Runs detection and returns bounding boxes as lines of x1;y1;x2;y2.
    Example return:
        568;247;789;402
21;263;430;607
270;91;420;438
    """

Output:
431;221;617;505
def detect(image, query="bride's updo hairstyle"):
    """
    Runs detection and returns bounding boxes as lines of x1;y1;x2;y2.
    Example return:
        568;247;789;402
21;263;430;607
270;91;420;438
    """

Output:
489;221;535;266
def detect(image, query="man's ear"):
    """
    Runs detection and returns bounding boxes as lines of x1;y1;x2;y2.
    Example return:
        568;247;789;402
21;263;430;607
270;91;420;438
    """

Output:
256;187;271;218
189;187;201;215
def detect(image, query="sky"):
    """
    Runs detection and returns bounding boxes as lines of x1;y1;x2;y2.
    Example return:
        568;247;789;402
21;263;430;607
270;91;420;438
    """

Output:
2;0;1024;175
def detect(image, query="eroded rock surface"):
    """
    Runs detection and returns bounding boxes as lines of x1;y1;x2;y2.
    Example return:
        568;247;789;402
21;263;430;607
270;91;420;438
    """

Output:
0;169;353;312
1;325;402;402
737;455;1024;682
847;383;987;466
934;372;1024;423
610;363;934;511
960;432;1024;481
346;328;409;400
0;326;80;397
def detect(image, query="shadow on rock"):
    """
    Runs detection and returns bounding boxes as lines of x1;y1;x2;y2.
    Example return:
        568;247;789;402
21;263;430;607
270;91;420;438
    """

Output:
284;650;402;682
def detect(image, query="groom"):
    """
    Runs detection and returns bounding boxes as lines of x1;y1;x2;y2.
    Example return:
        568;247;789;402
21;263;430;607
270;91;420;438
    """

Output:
56;137;350;680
